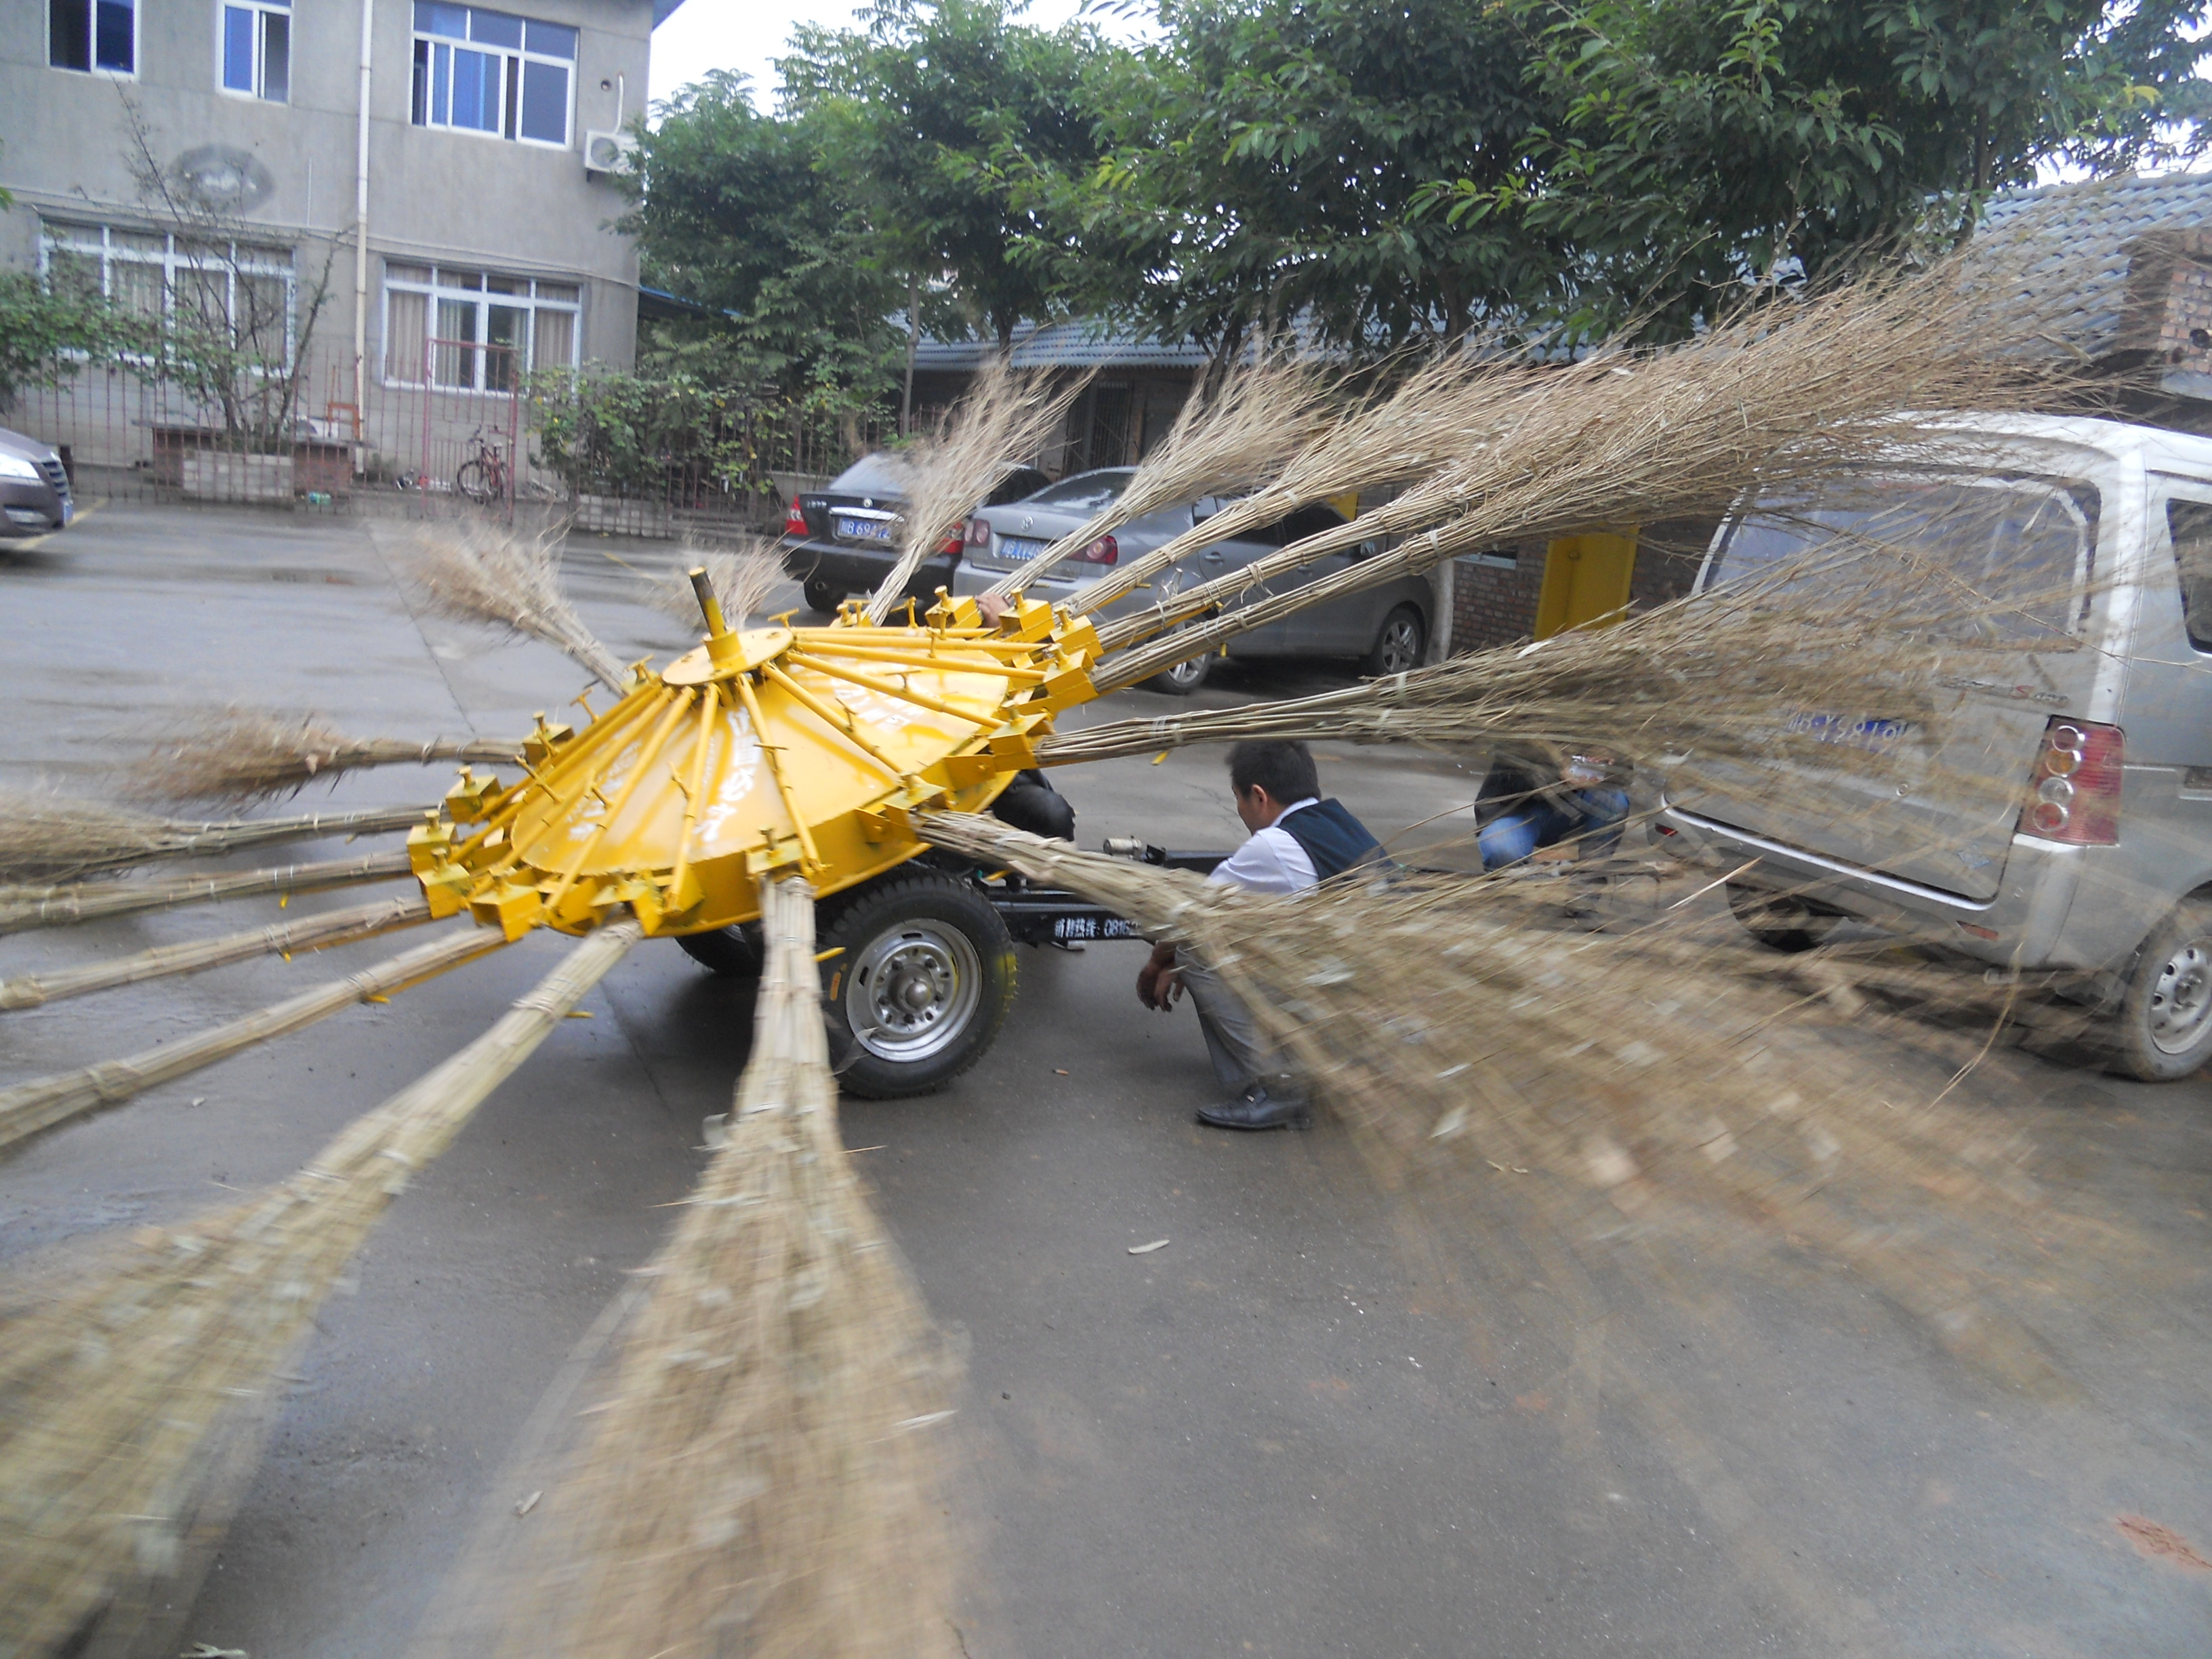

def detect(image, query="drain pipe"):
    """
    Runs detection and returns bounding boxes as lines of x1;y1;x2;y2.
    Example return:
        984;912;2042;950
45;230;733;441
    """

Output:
351;0;373;453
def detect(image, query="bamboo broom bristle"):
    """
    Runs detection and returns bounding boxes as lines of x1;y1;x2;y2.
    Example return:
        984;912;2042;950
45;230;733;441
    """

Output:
403;517;628;693
0;848;414;936
0;924;506;1158
651;539;790;632
0;920;641;1657
499;877;960;1659
0;794;429;882
133;709;523;806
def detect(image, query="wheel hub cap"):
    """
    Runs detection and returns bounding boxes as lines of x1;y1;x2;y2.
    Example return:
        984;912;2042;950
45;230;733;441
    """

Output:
2148;939;2212;1054
846;925;982;1061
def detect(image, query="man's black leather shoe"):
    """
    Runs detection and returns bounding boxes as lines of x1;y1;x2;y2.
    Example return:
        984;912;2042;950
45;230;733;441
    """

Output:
1197;1085;1311;1131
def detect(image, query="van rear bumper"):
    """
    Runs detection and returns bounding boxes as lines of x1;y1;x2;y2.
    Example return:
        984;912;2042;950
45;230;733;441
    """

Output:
1654;802;2104;972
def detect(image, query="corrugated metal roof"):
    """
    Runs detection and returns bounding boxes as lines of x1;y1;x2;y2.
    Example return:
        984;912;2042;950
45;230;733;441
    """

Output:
1981;172;2212;358
912;317;1212;371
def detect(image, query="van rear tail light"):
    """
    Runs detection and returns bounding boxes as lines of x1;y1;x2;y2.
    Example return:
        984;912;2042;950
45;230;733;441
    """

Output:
783;495;808;537
1073;534;1118;566
966;516;991;547
2020;718;2123;844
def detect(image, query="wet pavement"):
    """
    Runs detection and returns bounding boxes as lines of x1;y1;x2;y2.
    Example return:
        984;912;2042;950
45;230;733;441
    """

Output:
1;500;2207;1657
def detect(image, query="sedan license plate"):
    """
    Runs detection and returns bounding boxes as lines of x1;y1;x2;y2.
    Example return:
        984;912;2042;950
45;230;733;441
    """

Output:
997;536;1049;563
836;515;893;541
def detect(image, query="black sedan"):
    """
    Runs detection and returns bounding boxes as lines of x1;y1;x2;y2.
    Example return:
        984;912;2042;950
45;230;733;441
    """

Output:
781;455;1052;613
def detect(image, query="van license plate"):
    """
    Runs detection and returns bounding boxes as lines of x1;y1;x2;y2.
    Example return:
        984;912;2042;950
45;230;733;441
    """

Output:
1786;712;1912;752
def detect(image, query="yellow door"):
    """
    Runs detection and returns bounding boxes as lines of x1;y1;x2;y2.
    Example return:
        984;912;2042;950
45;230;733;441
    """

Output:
1532;530;1638;639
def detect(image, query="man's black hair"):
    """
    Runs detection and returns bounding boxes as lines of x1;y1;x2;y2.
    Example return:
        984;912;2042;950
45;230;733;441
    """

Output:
1227;739;1319;804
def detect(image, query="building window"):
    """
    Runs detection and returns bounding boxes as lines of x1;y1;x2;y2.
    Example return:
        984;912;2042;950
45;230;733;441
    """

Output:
39;219;296;362
409;4;576;147
383;263;581;389
222;0;290;101
49;0;136;74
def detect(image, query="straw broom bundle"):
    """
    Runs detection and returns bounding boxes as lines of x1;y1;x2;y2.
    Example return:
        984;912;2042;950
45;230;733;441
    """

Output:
499;878;959;1659
979;355;1338;599
917;815;2068;1385
1086;253;2089;680
863;357;1089;623
0;848;414;936
134;709;523;806
650;541;790;630
0;794;426;883
0;921;640;1658
0;891;432;1011
404;516;630;694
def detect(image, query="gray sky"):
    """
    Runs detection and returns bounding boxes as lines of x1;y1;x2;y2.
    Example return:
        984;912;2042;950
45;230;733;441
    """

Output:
649;0;1160;114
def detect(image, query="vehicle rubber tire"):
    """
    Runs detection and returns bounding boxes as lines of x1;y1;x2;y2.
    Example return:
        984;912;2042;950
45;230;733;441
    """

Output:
1724;878;1841;953
1361;605;1427;677
2110;898;2212;1080
802;577;844;613
1143;651;1212;695
675;924;763;978
455;459;491;504
817;870;1017;1099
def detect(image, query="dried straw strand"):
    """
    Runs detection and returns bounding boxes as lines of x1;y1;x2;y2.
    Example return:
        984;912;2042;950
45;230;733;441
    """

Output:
863;358;1089;623
981;356;1336;600
134;709;522;806
0;794;427;883
0;892;434;1011
0;924;504;1158
404;518;628;693
651;540;792;632
0;849;413;936
504;878;959;1659
0;922;640;1657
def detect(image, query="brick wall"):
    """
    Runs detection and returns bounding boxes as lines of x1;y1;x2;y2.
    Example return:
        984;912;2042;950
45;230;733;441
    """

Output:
1449;516;1717;655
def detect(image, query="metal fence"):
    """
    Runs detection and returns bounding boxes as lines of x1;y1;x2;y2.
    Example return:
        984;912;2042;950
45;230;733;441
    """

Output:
5;351;876;539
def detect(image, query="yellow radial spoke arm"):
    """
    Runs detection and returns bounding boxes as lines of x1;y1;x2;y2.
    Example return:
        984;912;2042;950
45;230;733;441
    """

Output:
803;645;1048;681
732;671;823;875
783;651;1001;728
760;662;905;777
544;688;696;912
668;684;723;903
464;684;664;855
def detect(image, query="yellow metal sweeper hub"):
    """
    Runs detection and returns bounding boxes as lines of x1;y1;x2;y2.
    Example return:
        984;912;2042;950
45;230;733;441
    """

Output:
405;581;1104;940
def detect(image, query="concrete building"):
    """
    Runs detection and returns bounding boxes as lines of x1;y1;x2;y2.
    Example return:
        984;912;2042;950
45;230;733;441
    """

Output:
1;0;680;485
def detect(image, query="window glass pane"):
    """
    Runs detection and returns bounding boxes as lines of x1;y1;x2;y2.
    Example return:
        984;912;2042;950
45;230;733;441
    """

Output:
485;274;527;294
110;229;165;256
450;46;491;129
414;1;466;39
236;274;289;358
411;38;428;122
432;41;449;123
386;262;432;284
486;304;525;390
261;11;288;100
237;243;291;268
468;7;522;48
525;19;576;58
439;268;484;290
533;281;579;304
386;288;429;384
223;6;253;89
94;0;131;70
503;53;518;138
2170;501;2212;652
45;251;104;301
435;297;478;388
519;58;567;143
531;305;575;371
50;0;91;70
111;260;164;321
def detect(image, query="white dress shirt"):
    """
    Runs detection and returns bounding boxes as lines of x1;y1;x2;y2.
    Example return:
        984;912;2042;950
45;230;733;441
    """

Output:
1205;798;1321;897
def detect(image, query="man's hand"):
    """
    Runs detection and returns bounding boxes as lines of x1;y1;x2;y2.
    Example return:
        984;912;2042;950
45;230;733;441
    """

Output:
979;593;1010;626
1136;939;1183;1011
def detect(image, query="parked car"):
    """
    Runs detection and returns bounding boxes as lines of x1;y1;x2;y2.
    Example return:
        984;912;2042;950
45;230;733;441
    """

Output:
0;426;73;537
782;455;1052;613
1652;412;2212;1080
951;468;1433;693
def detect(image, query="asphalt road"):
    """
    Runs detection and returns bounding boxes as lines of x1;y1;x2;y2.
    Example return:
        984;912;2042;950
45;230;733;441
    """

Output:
1;501;2208;1657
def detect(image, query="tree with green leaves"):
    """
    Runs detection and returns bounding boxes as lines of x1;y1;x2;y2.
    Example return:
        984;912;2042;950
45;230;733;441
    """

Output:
0;272;144;414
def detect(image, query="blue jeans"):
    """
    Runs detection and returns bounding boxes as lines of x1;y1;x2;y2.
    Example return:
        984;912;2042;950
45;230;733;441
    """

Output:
1479;788;1630;870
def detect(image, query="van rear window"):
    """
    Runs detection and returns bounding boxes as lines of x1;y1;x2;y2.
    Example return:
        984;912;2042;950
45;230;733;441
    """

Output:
2168;499;2212;653
1708;475;2099;643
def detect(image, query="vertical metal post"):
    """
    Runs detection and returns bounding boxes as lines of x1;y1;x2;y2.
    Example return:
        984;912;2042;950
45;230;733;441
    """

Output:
352;0;373;469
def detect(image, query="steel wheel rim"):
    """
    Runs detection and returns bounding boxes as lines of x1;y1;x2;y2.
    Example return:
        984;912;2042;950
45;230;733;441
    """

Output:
844;920;984;1062
2148;937;2212;1054
1377;616;1420;674
1164;656;1206;688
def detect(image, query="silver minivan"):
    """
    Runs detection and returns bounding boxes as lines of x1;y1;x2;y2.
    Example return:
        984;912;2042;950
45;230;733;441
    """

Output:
1654;413;2212;1080
951;468;1435;693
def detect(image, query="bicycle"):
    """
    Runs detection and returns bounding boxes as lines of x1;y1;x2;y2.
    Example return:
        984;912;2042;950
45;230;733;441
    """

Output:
454;428;512;505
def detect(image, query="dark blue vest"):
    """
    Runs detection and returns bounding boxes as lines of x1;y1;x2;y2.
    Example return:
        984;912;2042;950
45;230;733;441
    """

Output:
1274;798;1385;882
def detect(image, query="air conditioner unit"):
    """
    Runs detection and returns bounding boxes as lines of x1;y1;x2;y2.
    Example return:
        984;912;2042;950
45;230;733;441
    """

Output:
583;129;640;176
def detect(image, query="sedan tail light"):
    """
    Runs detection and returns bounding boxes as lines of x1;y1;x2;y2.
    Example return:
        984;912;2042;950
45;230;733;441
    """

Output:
783;494;807;537
2020;718;2123;844
967;516;991;547
1072;534;1118;566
